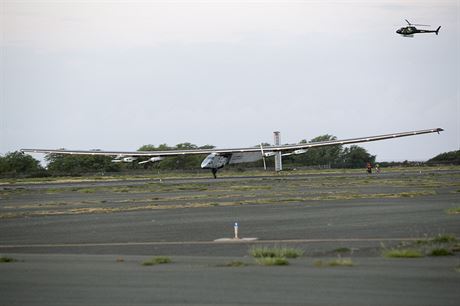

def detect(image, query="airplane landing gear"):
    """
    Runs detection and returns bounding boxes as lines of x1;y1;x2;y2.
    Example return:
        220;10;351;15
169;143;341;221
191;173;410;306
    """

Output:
211;168;218;179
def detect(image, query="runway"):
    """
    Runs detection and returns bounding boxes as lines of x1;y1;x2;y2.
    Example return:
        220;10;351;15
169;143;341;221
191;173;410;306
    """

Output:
1;169;459;305
0;237;431;249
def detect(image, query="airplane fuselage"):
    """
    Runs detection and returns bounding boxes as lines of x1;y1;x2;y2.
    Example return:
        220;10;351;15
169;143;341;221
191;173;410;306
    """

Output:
201;153;228;169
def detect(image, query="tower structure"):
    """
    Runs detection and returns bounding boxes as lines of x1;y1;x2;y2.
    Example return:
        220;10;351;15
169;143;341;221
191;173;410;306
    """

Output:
273;131;282;172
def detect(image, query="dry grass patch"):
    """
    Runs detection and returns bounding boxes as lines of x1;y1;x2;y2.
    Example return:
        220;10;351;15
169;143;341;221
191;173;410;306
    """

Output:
446;208;460;215
384;249;423;258
220;261;247;267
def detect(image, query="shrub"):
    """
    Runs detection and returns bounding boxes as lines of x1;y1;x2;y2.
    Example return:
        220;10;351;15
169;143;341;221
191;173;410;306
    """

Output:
255;257;289;266
142;256;172;266
249;246;303;258
314;258;354;267
0;256;17;263
431;234;457;244
430;248;453;256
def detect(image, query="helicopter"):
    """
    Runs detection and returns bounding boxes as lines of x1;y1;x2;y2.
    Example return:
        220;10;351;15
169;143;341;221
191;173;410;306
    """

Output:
396;20;441;36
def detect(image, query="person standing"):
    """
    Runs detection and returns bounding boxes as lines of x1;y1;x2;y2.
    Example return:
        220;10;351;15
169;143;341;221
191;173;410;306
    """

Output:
367;162;372;174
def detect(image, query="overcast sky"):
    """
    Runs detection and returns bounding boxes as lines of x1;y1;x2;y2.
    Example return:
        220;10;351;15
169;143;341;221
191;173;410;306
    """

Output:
1;0;459;162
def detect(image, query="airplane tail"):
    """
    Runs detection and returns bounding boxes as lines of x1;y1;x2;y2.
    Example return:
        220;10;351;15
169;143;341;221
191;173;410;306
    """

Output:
435;26;441;35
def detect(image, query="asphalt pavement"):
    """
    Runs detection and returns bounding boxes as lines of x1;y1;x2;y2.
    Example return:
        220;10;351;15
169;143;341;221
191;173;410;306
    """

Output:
1;170;459;305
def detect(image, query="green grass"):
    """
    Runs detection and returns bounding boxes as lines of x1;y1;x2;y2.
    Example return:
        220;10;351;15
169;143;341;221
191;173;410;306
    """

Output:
329;258;354;267
255;257;289;266
447;208;460;215
314;258;354;267
384;249;423;258
1;165;458;185
429;248;454;256
249;246;304;258
249;246;304;266
333;247;351;253
431;234;457;244
398;234;458;257
416;234;458;245
141;256;172;266
0;256;17;263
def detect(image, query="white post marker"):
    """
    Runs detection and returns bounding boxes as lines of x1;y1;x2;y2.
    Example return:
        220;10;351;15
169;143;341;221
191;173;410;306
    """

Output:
214;221;258;242
234;222;239;239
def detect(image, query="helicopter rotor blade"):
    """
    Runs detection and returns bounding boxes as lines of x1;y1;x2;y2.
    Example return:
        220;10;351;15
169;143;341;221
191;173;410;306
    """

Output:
405;19;430;27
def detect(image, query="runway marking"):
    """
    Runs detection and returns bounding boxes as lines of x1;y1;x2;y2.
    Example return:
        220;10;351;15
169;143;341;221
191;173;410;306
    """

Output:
0;237;427;249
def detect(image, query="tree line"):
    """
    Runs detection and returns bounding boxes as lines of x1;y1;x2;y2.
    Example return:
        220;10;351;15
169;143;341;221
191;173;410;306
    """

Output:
0;134;416;178
282;135;375;169
427;150;460;165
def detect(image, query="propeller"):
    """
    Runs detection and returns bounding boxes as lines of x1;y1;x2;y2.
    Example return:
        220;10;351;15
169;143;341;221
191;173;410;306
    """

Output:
138;157;164;165
282;149;308;157
405;19;430;27
260;144;267;170
111;156;137;163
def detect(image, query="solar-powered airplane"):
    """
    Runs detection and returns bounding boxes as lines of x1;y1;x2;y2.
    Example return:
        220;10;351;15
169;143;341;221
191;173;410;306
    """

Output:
21;128;443;178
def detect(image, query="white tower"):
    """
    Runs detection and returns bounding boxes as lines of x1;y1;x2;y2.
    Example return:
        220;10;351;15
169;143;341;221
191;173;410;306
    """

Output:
274;131;282;172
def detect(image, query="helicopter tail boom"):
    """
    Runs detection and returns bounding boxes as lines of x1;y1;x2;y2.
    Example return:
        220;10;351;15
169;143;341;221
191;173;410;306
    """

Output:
435;26;441;35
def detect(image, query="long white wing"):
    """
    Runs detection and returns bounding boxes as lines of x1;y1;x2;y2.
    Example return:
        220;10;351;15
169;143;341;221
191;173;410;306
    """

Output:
21;128;443;157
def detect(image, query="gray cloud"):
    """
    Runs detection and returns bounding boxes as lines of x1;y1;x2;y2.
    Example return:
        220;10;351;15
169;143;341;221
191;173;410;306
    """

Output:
1;0;458;162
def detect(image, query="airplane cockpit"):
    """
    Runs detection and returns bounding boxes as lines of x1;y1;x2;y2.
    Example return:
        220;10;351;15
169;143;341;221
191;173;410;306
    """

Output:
201;153;216;168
